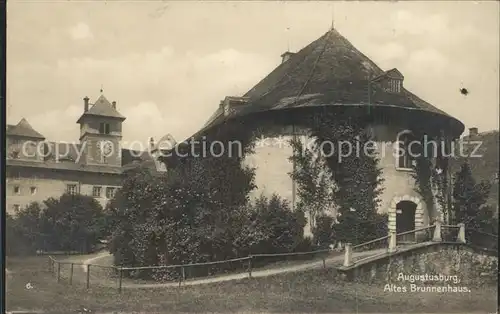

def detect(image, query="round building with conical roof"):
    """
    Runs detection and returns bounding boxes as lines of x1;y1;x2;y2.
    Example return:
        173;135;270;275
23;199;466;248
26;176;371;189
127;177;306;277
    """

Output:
181;28;465;239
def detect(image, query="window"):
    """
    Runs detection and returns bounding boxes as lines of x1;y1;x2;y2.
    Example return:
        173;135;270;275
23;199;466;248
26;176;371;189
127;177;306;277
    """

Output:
13;185;20;195
13;204;20;212
30;187;37;195
106;187;116;199
67;184;78;195
99;123;110;135
93;186;102;198
389;79;401;93
396;131;417;170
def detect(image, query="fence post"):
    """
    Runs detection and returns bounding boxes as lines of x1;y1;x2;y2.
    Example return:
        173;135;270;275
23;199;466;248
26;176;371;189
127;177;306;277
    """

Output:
86;265;90;289
57;262;61;283
388;231;397;253
69;263;74;285
48;257;51;272
248;255;253;278
182;266;186;282
457;223;466;243
343;243;352;267
118;267;123;293
322;255;326;269
178;267;183;287
432;221;442;242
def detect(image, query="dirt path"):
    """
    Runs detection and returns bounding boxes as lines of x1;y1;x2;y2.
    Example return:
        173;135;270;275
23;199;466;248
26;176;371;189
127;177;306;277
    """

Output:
122;248;386;289
81;251;112;272
53;248;386;289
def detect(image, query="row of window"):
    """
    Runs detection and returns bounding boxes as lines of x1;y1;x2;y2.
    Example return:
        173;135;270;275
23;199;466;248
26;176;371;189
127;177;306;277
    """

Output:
10;184;117;199
66;184;117;199
12;185;37;195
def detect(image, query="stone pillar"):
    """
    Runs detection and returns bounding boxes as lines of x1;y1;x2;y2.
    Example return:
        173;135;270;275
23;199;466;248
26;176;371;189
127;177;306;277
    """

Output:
388;231;397;253
343;243;353;267
432;220;442;242
457;223;466;243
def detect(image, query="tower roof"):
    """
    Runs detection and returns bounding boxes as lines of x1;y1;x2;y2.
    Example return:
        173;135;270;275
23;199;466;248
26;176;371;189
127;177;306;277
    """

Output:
6;118;45;139
196;28;464;136
77;94;126;123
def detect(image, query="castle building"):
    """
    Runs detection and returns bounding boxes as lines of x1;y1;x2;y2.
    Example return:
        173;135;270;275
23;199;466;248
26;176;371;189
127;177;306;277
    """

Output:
181;28;465;239
5;94;153;214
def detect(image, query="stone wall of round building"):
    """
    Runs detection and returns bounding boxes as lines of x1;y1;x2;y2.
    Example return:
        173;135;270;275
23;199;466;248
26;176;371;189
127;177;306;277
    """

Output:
242;122;438;238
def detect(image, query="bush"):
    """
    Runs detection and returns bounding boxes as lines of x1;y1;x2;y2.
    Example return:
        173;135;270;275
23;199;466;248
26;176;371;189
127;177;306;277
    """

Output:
107;154;258;281
312;215;335;248
249;194;307;255
333;210;388;245
5;212;39;256
6;194;106;255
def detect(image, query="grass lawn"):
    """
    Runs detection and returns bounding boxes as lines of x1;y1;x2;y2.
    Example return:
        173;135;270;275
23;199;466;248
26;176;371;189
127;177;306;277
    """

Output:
6;256;498;313
50;250;340;287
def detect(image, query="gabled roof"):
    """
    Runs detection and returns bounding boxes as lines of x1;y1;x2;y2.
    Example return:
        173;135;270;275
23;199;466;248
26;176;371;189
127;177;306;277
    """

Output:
195;28;464;137
372;68;404;82
6;118;45;139
152;133;177;152
77;95;126;123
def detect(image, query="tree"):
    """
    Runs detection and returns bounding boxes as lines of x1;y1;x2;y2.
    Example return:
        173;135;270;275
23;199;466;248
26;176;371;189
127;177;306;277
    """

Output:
249;194;307;254
305;111;386;244
452;162;496;233
6;194;106;255
289;136;337;231
312;214;335;248
5;210;42;256
41;193;106;252
106;140;259;280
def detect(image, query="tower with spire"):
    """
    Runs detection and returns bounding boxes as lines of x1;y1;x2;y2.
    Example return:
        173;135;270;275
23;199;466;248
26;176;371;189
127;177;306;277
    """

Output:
76;94;126;167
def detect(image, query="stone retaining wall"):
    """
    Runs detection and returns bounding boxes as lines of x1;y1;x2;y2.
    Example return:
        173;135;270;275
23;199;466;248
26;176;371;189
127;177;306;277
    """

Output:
337;243;498;286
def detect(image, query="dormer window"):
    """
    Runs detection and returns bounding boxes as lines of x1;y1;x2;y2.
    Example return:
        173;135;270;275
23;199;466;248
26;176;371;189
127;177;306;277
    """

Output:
389;79;402;93
221;96;249;117
372;68;404;94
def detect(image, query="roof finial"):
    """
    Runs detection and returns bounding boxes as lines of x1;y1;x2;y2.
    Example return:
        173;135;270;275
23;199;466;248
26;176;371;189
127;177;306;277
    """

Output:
330;3;335;30
100;84;103;94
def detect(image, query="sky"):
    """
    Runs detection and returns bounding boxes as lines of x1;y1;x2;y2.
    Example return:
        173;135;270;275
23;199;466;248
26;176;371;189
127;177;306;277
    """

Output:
7;1;499;148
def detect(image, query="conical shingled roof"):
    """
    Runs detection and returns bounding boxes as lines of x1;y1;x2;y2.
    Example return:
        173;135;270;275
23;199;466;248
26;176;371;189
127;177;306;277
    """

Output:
242;28;455;117
77;95;126;123
6;118;45;139
196;28;463;136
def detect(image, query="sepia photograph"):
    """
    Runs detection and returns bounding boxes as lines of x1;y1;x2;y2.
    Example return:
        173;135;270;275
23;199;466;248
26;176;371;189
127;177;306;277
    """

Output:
2;1;499;313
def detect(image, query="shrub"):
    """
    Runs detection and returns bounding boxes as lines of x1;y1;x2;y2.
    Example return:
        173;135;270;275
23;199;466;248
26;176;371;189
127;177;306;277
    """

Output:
312;215;335;248
6;194;106;255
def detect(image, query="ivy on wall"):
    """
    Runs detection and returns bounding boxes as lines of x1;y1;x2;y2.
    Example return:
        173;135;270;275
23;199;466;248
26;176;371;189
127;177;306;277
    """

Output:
411;132;451;223
289;109;387;244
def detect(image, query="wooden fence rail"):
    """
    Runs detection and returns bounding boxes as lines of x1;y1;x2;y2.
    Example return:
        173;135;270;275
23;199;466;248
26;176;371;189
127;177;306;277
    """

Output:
47;221;496;292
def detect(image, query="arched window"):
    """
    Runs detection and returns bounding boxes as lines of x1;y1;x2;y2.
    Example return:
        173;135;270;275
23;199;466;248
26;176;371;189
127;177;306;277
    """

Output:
396;131;417;170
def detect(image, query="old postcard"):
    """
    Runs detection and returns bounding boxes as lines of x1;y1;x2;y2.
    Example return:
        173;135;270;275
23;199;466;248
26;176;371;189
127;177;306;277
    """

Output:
3;1;499;313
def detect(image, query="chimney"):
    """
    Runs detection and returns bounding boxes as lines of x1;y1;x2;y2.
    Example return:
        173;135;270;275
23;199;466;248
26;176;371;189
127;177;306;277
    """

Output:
83;96;90;112
149;137;155;151
469;127;478;136
112;101;117;109
280;51;295;64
